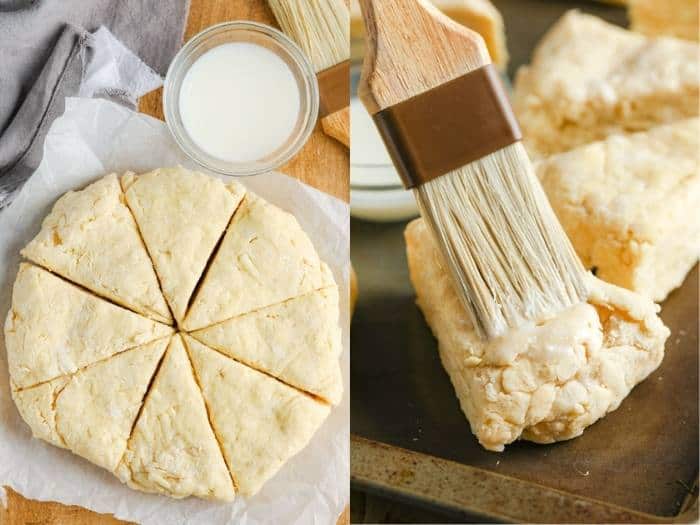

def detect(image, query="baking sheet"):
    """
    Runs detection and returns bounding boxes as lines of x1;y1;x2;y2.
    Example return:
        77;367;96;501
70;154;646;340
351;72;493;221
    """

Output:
0;97;350;525
350;218;698;521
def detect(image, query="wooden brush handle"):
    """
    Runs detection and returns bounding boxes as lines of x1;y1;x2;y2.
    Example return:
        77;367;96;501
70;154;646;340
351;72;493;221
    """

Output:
358;0;491;112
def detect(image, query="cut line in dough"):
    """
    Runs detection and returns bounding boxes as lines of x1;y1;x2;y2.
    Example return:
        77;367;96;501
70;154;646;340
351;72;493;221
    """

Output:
21;173;172;324
116;335;236;501
191;284;343;405
12;337;169;471
5;263;174;390
122;168;246;325
183;335;331;497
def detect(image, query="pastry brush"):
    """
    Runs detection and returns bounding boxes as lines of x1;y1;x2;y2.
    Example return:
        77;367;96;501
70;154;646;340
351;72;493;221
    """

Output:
358;0;588;339
268;0;351;147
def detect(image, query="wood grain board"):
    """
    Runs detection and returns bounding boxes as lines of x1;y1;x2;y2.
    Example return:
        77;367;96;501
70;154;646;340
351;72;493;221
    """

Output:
2;0;349;523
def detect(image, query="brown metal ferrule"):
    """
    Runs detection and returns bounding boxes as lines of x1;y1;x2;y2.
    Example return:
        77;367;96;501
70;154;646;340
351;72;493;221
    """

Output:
372;64;522;189
317;60;350;118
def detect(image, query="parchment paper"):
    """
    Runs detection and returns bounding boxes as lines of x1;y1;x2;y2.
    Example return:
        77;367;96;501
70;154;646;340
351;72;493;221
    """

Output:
0;97;350;525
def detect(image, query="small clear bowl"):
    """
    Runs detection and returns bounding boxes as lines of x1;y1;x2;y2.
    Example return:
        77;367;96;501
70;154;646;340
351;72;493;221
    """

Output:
163;21;319;177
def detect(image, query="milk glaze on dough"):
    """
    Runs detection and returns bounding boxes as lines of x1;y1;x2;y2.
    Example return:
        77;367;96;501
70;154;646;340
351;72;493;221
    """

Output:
5;169;343;501
406;218;669;452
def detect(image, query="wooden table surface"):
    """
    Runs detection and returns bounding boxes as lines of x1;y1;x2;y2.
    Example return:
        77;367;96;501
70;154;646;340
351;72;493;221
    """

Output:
1;0;349;523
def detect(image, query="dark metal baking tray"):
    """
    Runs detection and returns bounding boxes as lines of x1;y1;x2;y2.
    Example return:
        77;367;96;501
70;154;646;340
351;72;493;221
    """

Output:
350;218;698;523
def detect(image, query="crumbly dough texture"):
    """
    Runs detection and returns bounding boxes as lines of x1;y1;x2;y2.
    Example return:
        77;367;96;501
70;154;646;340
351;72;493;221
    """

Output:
183;193;335;331
405;218;669;452
629;0;699;41
192;285;343;405
12;338;168;471
21;174;172;323
513;10;699;157
116;336;235;501
185;336;331;497
5;263;173;390
122;168;245;324
5;169;342;501
536;119;700;302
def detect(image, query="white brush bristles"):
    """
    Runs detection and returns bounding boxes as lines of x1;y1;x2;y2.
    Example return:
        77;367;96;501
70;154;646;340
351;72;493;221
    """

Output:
414;142;588;339
268;0;350;72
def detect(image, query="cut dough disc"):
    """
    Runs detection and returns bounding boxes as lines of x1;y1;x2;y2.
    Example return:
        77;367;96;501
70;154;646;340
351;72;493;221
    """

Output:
183;193;335;331
191;286;343;404
116;335;235;502
184;335;331;497
12;337;168;471
122;168;246;324
21;174;172;324
5;263;174;390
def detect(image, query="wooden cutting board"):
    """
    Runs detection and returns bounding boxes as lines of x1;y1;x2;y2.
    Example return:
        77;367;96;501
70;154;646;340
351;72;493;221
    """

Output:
1;0;349;523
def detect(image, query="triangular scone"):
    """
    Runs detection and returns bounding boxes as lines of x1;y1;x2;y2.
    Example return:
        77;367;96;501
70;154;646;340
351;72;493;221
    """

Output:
184;336;330;497
122;168;246;324
191;286;343;404
12;337;168;471
405;218;669;452
116;335;235;502
183;193;333;331
4;264;174;390
513;11;699;156
21;173;172;324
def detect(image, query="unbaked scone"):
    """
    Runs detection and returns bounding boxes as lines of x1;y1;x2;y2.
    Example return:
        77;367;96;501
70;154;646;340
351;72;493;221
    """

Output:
116;335;235;501
183;193;334;331
122;168;246;324
513;11;699;157
191;286;343;405
6;168;342;501
536;118;700;302
184;335;331;497
12;337;168;470
405;218;669;452
21;174;172;324
629;0;699;41
5;263;173;390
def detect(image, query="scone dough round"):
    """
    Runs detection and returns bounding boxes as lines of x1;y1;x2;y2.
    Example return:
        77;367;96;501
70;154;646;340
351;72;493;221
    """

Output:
5;168;343;501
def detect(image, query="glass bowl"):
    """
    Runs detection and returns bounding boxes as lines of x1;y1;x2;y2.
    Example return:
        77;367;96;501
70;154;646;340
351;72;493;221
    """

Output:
163;21;319;177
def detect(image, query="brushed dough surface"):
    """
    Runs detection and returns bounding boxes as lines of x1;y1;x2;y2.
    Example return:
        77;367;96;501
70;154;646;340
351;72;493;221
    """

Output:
185;335;331;497
123;168;245;324
6;169;341;501
406;218;669;452
116;335;235;501
21;174;172;323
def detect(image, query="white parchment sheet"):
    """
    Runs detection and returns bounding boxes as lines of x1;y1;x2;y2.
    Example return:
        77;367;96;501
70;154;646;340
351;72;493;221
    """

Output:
0;97;350;525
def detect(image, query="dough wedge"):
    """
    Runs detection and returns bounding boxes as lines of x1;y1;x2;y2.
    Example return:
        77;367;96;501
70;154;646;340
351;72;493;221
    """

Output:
183;193;334;331
122;168;245;325
191;286;343;405
12;337;168;471
184;335;330;497
5;263;174;390
116;335;235;501
21;173;172;324
536;118;700;301
513;11;699;157
405;218;669;452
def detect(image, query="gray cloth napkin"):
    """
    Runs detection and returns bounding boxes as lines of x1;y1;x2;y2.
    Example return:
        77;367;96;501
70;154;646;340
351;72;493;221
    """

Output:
0;0;190;205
